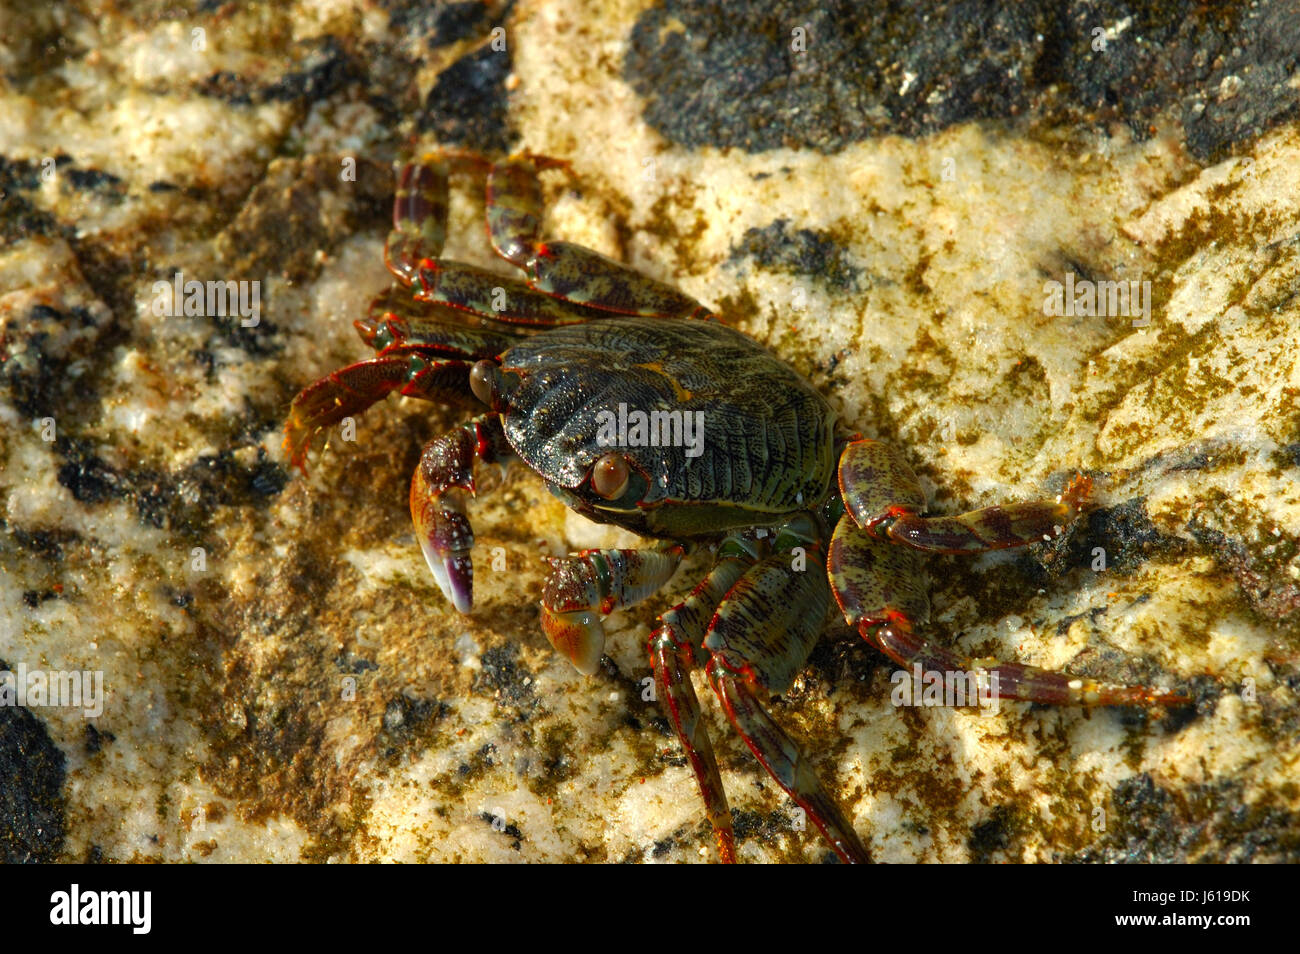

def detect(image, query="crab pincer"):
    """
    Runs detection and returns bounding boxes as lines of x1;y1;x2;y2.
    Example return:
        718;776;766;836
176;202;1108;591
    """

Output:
410;414;512;613
540;546;684;674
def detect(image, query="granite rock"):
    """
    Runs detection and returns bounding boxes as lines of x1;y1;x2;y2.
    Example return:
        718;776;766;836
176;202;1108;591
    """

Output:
1;0;1297;863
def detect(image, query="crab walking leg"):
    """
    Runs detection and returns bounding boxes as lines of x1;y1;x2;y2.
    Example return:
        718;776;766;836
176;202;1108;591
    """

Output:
870;617;1190;706
827;516;1190;706
648;545;754;864
284;354;477;470
356;287;523;356
382;152;494;283
485;153;569;268
485;155;716;320
838;439;1093;554
540;546;684;674
411;413;515;613
702;550;872;864
707;666;871;864
384;160;450;284
413;260;612;326
651;637;736;862
522;242;717;320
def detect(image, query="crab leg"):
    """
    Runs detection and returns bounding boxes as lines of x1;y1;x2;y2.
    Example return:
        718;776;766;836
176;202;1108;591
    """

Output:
839;439;1093;553
540;546;684;674
827;515;1189;706
485;155;716;320
386;155;611;327
384;159;451;284
707;663;871;864
383;152;493;283
521;242;716;320
651;635;734;862
358;287;523;356
648;546;753;864
486;153;569;268
411;413;515;613
284;354;477;470
702;549;872;864
413;260;611;326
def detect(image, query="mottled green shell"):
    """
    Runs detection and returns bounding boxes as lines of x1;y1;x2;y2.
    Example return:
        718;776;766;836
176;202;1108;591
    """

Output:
499;316;836;537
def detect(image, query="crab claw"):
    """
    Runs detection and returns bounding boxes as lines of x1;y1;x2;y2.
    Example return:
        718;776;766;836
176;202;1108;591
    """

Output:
411;439;477;614
539;605;606;676
540;554;609;673
539;548;684;675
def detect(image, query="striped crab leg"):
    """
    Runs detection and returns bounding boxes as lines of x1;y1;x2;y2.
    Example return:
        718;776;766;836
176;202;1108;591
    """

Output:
285;287;525;471
384;151;489;284
284;354;479;471
385;157;451;284
701;542;872;864
832;439;1187;705
412;260;613;326
386;151;714;321
827;515;1189;707
485;154;717;320
385;155;618;326
838;439;1093;553
285;155;529;472
355;286;521;356
648;540;756;863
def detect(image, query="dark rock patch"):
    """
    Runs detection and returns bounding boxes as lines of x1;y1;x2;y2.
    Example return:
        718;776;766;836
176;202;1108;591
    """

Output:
0;673;67;863
731;218;864;292
419;43;514;153
625;0;1300;162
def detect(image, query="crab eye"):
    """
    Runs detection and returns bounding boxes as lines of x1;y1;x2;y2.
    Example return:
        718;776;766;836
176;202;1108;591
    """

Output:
470;361;496;406
591;453;630;500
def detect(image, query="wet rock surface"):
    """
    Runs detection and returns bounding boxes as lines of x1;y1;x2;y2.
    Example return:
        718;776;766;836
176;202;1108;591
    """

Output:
0;664;67;863
1;0;1297;863
626;0;1300;160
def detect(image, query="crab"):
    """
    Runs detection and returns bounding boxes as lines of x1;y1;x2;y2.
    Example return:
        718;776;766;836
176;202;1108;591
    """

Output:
284;150;1189;863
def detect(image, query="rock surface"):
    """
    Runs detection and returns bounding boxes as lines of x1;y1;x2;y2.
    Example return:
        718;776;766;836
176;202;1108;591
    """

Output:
1;0;1298;862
